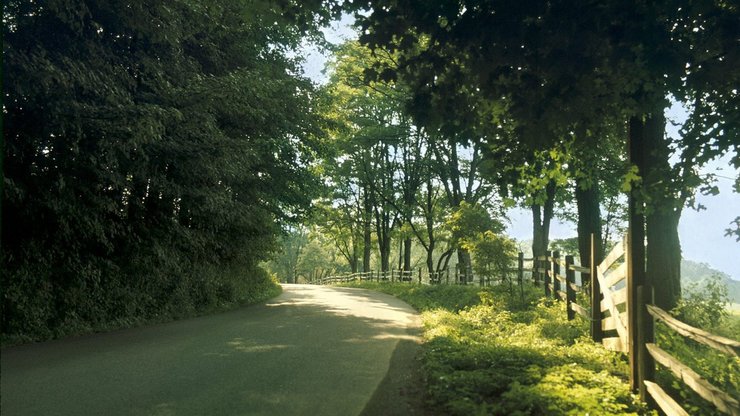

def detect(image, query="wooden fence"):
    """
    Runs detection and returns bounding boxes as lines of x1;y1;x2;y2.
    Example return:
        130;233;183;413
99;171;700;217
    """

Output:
318;269;419;284
534;234;739;416
315;233;740;415
315;262;511;286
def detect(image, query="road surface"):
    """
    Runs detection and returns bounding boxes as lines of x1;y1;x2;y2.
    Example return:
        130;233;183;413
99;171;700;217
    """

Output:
1;284;423;415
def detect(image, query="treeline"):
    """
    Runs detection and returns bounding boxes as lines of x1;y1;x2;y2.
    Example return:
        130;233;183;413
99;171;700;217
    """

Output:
297;1;739;313
268;41;523;285
2;1;334;341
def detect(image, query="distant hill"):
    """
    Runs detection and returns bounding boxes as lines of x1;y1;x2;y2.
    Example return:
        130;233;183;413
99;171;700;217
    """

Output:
681;259;740;304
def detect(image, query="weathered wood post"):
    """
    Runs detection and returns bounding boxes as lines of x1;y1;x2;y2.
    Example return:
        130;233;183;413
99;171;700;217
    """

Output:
636;284;655;402
628;118;650;395
553;251;561;299
544;251;553;298
626;231;654;397
590;233;603;342
446;268;450;285
565;255;576;320
418;268;422;284
518;252;524;287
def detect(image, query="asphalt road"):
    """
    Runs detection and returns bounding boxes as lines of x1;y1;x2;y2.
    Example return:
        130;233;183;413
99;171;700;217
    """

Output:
1;284;423;416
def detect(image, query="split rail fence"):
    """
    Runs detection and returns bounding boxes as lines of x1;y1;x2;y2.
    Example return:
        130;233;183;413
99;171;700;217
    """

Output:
315;233;739;415
527;235;739;416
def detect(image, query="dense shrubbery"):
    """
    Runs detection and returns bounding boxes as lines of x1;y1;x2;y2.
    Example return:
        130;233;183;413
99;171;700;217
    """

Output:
341;282;649;415
344;278;740;415
2;1;323;343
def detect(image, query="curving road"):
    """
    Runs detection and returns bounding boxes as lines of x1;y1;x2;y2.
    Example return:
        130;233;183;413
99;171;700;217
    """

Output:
1;284;423;416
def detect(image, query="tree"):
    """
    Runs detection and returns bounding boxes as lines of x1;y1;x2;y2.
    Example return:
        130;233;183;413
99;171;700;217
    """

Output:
2;0;329;338
350;0;738;309
267;227;309;283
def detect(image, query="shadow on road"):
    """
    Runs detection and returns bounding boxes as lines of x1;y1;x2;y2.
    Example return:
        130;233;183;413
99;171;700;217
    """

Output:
2;284;422;416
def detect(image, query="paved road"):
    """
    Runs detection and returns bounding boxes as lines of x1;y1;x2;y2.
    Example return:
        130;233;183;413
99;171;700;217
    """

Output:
1;284;422;416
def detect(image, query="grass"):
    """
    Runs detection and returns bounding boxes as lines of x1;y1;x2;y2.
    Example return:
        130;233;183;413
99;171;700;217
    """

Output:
339;281;650;415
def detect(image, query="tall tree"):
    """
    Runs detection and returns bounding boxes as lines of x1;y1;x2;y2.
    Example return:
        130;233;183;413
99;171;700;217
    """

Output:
350;0;738;309
2;0;328;338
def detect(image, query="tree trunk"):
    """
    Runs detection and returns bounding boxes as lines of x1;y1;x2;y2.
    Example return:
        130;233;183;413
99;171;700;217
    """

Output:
425;179;436;273
376;209;392;272
437;248;454;273
630;112;682;310
397;238;404;270
531;180;556;262
426;239;435;274
646;209;682;309
456;249;472;282
380;237;390;271
575;178;603;268
362;184;372;272
350;254;358;273
403;237;412;271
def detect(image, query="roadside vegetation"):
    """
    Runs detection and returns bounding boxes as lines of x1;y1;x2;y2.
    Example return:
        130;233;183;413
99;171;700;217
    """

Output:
3;1;327;344
340;281;739;416
2;270;281;347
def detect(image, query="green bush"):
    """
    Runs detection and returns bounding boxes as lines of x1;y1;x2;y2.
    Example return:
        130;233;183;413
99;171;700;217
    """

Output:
650;276;740;416
339;281;649;415
1;259;281;346
672;273;730;330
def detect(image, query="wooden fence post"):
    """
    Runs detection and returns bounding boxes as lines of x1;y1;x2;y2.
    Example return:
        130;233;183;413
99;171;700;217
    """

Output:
590;233;603;342
626;230;654;396
533;255;540;286
518;252;524;287
565;255;575;320
545;251;553;298
553;251;561;299
637;284;655;402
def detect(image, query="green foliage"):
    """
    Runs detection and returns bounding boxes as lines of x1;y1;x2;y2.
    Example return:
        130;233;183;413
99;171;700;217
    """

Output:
446;202;505;244
2;0;323;342
681;259;740;304
423;294;646;415
339;282;483;312
646;274;740;416
339;282;648;415
549;238;580;258
654;323;739;416
446;202;514;282
673;273;730;330
463;231;518;284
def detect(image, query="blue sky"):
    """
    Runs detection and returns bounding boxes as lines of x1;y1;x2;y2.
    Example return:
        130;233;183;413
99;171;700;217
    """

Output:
301;17;740;281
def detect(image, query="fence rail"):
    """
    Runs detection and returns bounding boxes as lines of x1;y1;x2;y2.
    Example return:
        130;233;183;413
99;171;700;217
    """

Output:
312;232;740;415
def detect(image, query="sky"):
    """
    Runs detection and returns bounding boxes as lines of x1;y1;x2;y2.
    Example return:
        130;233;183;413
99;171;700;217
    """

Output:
300;16;740;281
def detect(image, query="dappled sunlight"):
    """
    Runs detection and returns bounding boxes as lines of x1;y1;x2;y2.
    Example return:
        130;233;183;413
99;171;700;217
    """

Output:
267;285;417;330
2;283;421;416
226;337;292;353
369;333;419;341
